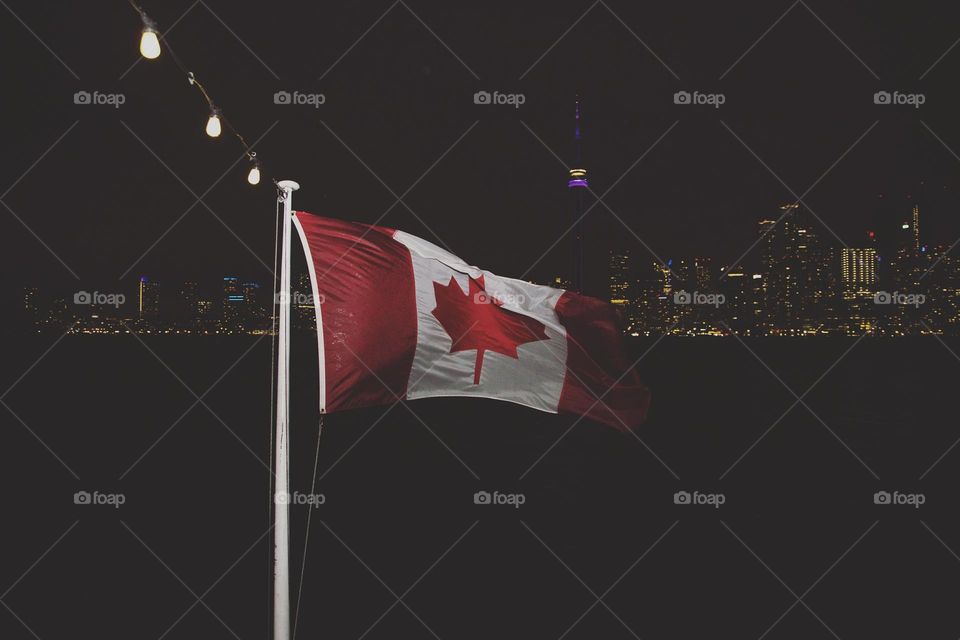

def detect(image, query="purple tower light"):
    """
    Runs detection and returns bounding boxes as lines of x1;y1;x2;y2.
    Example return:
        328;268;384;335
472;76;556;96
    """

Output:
568;100;588;189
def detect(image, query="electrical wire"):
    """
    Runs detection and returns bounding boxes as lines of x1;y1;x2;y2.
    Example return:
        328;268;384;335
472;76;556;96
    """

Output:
126;0;272;186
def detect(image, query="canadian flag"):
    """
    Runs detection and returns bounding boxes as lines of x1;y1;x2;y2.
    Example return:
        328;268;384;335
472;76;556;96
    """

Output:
293;212;651;431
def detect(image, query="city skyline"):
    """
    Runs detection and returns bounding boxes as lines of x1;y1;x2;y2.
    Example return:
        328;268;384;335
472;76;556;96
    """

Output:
609;197;960;336
21;193;960;337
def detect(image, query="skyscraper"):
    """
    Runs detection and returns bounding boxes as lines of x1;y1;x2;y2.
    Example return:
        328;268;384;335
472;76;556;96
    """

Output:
839;247;879;334
222;276;244;330
719;267;760;334
654;261;678;329
693;257;713;291
755;204;836;333
840;248;878;299
912;204;920;251
242;281;262;327
179;281;199;323
138;277;160;319
759;205;803;330
795;225;835;329
608;250;631;306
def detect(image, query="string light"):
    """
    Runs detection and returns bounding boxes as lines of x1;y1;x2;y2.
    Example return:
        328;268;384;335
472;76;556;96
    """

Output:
127;1;272;187
139;15;161;59
205;107;222;138
247;153;261;185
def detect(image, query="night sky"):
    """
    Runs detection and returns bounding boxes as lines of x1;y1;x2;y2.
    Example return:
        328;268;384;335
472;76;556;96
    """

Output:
5;0;960;300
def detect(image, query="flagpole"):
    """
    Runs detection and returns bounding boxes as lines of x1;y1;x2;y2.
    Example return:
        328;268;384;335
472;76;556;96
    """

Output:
274;179;299;640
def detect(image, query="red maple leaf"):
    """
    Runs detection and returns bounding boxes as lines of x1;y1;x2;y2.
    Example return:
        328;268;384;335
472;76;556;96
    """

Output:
431;274;549;384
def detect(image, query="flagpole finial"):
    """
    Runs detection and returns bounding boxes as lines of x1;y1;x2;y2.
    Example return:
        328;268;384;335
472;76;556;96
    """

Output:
277;180;300;192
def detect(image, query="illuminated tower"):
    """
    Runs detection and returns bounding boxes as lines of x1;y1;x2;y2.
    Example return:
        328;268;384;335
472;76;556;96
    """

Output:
912;204;920;251
568;99;588;292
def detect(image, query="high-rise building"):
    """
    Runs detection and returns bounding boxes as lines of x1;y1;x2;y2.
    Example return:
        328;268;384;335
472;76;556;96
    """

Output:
840;248;878;299
608;250;631;307
755;204;838;333
757;217;776;297
922;245;960;334
179;281;199;322
693;257;712;291
812;244;842;331
222;276;244;330
912;204;920;251
630;261;671;334
138;277;160;319
242;281;262;327
839;247;879;335
796;226;837;332
717;266;763;335
759;205;803;330
653;261;679;329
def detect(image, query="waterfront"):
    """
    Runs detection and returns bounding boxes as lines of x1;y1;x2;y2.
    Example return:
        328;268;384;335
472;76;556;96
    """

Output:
3;336;959;637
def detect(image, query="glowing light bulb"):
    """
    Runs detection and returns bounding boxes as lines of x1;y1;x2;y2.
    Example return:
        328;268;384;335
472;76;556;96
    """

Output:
205;111;222;138
139;28;161;59
247;165;261;185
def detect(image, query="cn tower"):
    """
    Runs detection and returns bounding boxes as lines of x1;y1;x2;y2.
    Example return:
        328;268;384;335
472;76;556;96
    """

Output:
568;98;588;292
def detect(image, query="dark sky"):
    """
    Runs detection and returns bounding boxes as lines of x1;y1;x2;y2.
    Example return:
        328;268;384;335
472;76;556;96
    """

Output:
4;0;960;299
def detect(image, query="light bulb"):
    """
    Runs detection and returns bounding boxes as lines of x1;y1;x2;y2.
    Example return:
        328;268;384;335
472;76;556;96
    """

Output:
247;165;261;185
205;112;222;138
139;28;161;59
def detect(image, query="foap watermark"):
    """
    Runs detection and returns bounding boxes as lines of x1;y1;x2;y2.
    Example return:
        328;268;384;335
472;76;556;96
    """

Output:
274;491;326;508
674;90;725;108
274;90;326;108
473;90;526;109
674;290;725;307
275;291;324;305
674;490;725;508
474;490;525;508
474;291;526;306
74;291;125;308
874;490;925;508
874;291;925;308
74;490;126;508
74;90;126;108
873;90;925;108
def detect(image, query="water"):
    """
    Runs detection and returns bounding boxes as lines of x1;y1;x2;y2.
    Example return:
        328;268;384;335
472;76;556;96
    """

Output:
2;336;958;638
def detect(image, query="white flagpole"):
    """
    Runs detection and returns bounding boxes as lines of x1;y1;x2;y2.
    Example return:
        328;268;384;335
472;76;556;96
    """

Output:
274;179;299;640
